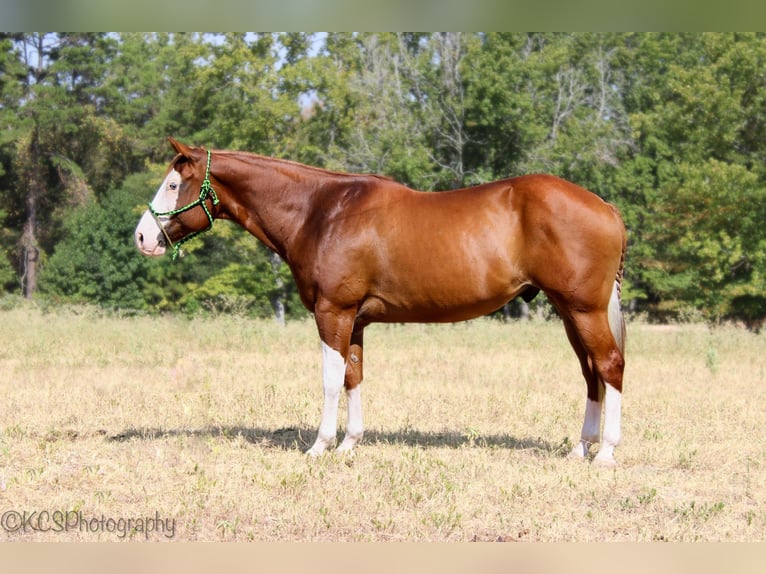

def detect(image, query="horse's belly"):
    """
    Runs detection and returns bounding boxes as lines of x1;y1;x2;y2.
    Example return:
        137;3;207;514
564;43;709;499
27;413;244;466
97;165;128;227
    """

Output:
362;257;526;323
362;292;517;323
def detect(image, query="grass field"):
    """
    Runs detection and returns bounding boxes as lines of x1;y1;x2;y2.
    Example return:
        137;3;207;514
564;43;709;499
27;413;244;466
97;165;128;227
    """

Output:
0;305;764;541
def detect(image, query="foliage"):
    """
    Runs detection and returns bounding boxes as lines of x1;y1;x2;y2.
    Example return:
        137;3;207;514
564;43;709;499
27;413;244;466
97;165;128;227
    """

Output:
1;32;765;326
39;172;162;310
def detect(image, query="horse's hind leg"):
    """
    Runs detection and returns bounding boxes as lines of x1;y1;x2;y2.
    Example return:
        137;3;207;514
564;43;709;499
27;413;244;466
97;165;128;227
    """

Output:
564;306;625;467
562;318;603;460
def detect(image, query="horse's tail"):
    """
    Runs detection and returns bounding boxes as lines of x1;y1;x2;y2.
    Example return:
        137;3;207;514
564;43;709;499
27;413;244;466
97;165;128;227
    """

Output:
607;212;627;357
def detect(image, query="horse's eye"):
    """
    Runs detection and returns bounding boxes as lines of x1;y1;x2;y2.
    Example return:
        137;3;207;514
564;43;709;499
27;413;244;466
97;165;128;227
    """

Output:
169;182;178;191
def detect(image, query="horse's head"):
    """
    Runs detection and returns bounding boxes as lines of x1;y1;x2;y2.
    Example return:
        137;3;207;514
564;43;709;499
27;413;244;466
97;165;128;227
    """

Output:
135;138;220;259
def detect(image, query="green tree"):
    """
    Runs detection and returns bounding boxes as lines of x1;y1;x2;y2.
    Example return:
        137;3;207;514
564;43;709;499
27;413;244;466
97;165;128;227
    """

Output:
102;33;211;159
39;170;166;309
617;33;766;323
1;33;137;298
461;33;542;183
296;33;437;188
194;33;300;155
648;161;766;320
0;34;25;292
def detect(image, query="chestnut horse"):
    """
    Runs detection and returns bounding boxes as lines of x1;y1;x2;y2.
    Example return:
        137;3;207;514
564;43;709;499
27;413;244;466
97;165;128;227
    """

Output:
135;138;627;467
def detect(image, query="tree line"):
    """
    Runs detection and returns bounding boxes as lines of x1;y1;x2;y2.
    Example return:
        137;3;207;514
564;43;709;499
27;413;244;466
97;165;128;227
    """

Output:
1;32;764;326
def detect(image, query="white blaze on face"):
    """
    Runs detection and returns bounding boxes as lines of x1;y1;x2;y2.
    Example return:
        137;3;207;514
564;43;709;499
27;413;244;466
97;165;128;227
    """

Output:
135;169;182;257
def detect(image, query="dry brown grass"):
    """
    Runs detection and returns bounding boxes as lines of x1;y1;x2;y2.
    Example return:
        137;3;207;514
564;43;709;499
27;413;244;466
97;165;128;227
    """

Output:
1;306;764;541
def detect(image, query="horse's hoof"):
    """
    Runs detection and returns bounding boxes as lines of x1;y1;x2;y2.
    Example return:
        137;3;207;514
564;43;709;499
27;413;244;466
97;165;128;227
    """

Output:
592;455;618;469
336;436;361;455
335;445;356;456
306;445;326;458
567;442;589;460
337;448;356;466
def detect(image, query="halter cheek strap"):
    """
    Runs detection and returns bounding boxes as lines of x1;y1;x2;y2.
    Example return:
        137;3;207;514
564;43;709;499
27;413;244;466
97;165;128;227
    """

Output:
148;149;220;261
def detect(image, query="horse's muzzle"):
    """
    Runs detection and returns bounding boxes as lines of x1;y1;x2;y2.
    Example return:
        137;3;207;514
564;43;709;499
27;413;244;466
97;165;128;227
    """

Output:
134;211;167;257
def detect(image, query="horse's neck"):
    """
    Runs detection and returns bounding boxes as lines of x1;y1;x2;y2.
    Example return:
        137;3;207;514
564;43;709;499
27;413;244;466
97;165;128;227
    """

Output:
220;153;345;260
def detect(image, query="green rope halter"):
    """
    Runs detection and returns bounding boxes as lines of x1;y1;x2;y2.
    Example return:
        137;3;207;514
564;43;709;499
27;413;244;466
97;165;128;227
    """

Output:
148;149;220;261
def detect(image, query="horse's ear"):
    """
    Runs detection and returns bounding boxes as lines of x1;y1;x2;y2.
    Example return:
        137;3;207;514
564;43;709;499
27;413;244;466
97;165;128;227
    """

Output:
168;137;198;160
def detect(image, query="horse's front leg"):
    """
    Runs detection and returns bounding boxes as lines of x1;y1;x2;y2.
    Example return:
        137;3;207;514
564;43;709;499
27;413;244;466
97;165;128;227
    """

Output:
306;302;355;457
337;326;364;453
305;341;346;456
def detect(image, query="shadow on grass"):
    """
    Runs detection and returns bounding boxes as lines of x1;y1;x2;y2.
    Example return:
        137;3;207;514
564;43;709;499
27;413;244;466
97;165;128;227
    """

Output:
107;425;563;455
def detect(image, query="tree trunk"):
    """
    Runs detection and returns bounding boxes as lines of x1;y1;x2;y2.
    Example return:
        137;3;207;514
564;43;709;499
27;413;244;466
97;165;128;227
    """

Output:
19;35;50;300
269;251;286;326
22;128;41;299
519;300;530;321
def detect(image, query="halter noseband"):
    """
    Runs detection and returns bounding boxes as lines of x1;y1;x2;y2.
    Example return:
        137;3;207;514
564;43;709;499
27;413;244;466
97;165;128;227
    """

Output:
148;149;220;261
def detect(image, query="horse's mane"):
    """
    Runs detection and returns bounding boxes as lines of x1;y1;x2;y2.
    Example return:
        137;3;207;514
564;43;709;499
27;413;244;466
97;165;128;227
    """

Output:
215;149;396;183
